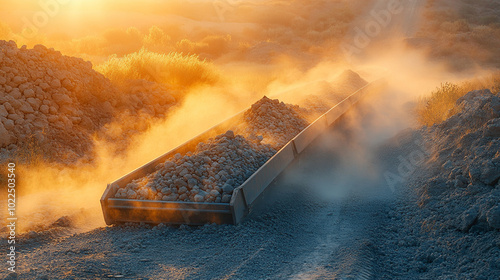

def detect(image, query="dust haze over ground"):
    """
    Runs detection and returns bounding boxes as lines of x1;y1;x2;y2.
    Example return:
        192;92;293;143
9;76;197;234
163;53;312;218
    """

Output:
0;0;378;234
1;0;500;279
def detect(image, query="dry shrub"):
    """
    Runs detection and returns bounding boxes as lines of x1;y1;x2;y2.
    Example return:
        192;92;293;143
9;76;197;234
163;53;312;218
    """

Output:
143;26;171;52
175;35;231;59
415;0;500;70
417;73;500;126
96;48;218;90
101;27;143;56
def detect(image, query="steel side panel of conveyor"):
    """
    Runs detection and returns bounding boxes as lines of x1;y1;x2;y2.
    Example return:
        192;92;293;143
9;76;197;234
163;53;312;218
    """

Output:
239;141;296;206
101;78;387;226
106;199;232;225
293;116;329;154
229;188;247;224
100;111;245;225
229;78;388;223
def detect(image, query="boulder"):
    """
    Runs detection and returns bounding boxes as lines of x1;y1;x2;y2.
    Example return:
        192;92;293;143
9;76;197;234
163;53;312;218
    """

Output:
27;98;41;110
10;88;21;99
221;195;232;203
0;105;7;117
52;93;72;105
33;119;46;129
486;206;500;229
222;183;234;194
10;99;21;109
485;118;500;137
225;130;235;139
49;106;58;115
209;190;220;196
194;194;205;202
40;104;49;114
23;88;35;98
47;115;58;123
0;122;12;147
61;78;74;90
457;207;478;231
25;113;36;121
7;114;21;121
50;79;61;89
480;166;500;186
11;76;26;86
39;82;50;90
2;118;14;130
19;102;34;114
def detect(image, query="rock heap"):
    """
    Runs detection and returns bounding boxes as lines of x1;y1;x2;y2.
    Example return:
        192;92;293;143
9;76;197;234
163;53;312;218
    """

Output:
420;89;500;231
0;40;178;163
114;130;276;203
378;89;500;279
114;96;314;203
238;96;309;149
0;40;119;163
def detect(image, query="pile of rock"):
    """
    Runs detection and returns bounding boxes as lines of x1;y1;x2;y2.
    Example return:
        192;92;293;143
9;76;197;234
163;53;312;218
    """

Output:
0;40;119;163
238;96;309;149
114;130;276;203
0;40;178;163
114;96;315;203
378;89;500;279
276;70;368;121
420;89;500;232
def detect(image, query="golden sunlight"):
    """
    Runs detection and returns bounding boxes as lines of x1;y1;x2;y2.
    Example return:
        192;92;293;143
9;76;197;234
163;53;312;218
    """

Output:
1;0;500;278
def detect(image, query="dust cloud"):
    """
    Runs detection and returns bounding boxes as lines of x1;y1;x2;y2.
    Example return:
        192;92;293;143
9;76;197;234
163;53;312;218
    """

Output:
0;0;498;234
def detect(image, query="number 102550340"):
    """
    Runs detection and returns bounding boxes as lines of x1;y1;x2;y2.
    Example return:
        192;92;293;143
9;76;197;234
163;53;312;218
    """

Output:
7;163;15;212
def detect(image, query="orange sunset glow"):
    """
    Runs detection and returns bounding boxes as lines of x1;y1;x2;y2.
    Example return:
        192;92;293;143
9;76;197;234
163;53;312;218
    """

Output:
1;0;499;279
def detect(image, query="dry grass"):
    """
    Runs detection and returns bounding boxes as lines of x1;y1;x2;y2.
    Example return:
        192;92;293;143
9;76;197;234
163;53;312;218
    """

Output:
416;74;500;126
176;35;232;59
96;49;218;90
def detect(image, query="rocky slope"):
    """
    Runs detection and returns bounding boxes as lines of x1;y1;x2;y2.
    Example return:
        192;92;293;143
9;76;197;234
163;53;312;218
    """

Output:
377;89;500;279
421;89;500;232
0;40;119;163
0;40;177;164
